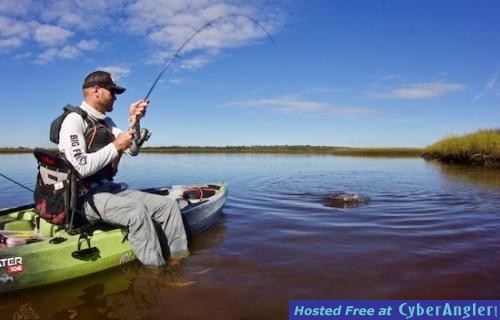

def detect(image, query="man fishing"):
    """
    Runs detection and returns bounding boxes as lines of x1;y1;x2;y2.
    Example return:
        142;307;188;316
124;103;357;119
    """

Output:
54;70;189;267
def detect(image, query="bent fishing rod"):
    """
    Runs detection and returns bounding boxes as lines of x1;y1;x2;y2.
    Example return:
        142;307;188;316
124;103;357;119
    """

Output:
131;13;276;147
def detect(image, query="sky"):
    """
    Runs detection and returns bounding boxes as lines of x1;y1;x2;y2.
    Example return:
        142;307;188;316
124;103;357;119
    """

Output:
0;0;499;148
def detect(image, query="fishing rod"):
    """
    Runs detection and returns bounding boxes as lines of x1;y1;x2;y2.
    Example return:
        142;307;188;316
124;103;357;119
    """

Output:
131;13;276;147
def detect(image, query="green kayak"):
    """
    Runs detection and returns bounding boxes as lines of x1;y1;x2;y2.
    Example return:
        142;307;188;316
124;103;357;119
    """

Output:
0;182;227;294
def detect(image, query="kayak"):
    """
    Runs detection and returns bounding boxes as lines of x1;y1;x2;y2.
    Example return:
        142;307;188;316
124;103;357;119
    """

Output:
0;182;227;294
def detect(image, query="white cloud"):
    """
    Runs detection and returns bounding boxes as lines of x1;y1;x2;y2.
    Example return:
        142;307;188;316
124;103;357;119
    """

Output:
227;97;377;116
179;54;213;70
95;66;131;80
0;0;284;65
35;39;98;63
145;50;171;65
76;39;99;50
125;0;212;34
59;45;80;59
124;0;282;68
36;48;59;64
14;51;32;59
0;0;31;16
35;45;79;64
374;82;465;99
169;78;185;85
39;0;122;30
0;1;110;60
0;16;31;51
0;16;30;38
0;37;23;51
230;98;330;113
472;72;498;103
34;24;73;46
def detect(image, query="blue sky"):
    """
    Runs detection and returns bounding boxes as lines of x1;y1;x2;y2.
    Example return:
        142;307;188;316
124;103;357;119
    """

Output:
0;0;499;148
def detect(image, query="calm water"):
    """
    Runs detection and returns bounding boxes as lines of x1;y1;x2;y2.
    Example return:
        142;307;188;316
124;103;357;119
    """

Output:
1;154;499;319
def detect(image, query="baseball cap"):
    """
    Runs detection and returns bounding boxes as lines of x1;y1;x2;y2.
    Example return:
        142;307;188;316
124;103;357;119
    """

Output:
82;70;126;94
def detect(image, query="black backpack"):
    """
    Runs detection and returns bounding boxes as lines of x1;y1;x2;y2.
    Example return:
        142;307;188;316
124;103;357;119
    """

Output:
49;105;87;144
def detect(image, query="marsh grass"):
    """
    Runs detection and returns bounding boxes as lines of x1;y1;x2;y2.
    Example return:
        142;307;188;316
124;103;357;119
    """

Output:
0;147;33;154
330;147;421;157
0;145;423;157
422;129;500;166
140;146;422;157
0;145;421;157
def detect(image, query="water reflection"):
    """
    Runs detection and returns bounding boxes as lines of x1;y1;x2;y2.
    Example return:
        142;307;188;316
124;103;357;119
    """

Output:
2;265;135;320
54;264;163;320
432;162;500;188
1;215;227;319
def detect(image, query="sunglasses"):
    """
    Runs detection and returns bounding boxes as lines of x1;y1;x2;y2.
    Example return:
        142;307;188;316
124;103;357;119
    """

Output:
98;85;117;96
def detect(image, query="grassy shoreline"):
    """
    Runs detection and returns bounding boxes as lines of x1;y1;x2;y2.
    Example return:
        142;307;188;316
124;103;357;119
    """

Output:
0;146;422;157
422;129;500;167
3;129;498;167
0;147;34;154
141;146;423;157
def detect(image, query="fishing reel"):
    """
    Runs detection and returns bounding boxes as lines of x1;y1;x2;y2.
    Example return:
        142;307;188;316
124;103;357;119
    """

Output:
136;128;152;147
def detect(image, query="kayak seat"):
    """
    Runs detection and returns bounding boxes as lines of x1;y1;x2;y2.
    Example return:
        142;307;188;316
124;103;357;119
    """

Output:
33;148;113;236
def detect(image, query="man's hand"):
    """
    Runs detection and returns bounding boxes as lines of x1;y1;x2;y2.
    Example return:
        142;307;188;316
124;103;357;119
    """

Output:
129;99;149;126
113;132;134;153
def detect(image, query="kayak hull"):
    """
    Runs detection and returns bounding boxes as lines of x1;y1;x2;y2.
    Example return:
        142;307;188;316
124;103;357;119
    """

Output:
0;182;227;294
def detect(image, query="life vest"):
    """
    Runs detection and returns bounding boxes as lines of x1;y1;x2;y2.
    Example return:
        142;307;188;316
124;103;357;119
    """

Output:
50;105;117;182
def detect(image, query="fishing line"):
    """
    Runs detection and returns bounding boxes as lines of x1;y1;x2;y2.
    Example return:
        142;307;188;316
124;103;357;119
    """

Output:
132;13;276;146
0;172;34;194
0;172;88;229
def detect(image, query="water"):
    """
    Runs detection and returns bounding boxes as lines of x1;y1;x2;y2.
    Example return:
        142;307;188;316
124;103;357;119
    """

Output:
1;154;499;319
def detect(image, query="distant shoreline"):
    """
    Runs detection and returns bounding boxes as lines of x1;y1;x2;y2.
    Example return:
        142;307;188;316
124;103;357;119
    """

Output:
2;132;498;167
0;146;422;157
143;146;423;157
0;147;34;154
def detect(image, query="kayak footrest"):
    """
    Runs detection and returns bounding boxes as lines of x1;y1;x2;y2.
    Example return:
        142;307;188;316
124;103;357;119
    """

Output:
72;247;100;260
72;233;101;261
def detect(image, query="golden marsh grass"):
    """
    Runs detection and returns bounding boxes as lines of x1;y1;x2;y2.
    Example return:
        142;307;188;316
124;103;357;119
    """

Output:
423;129;500;166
